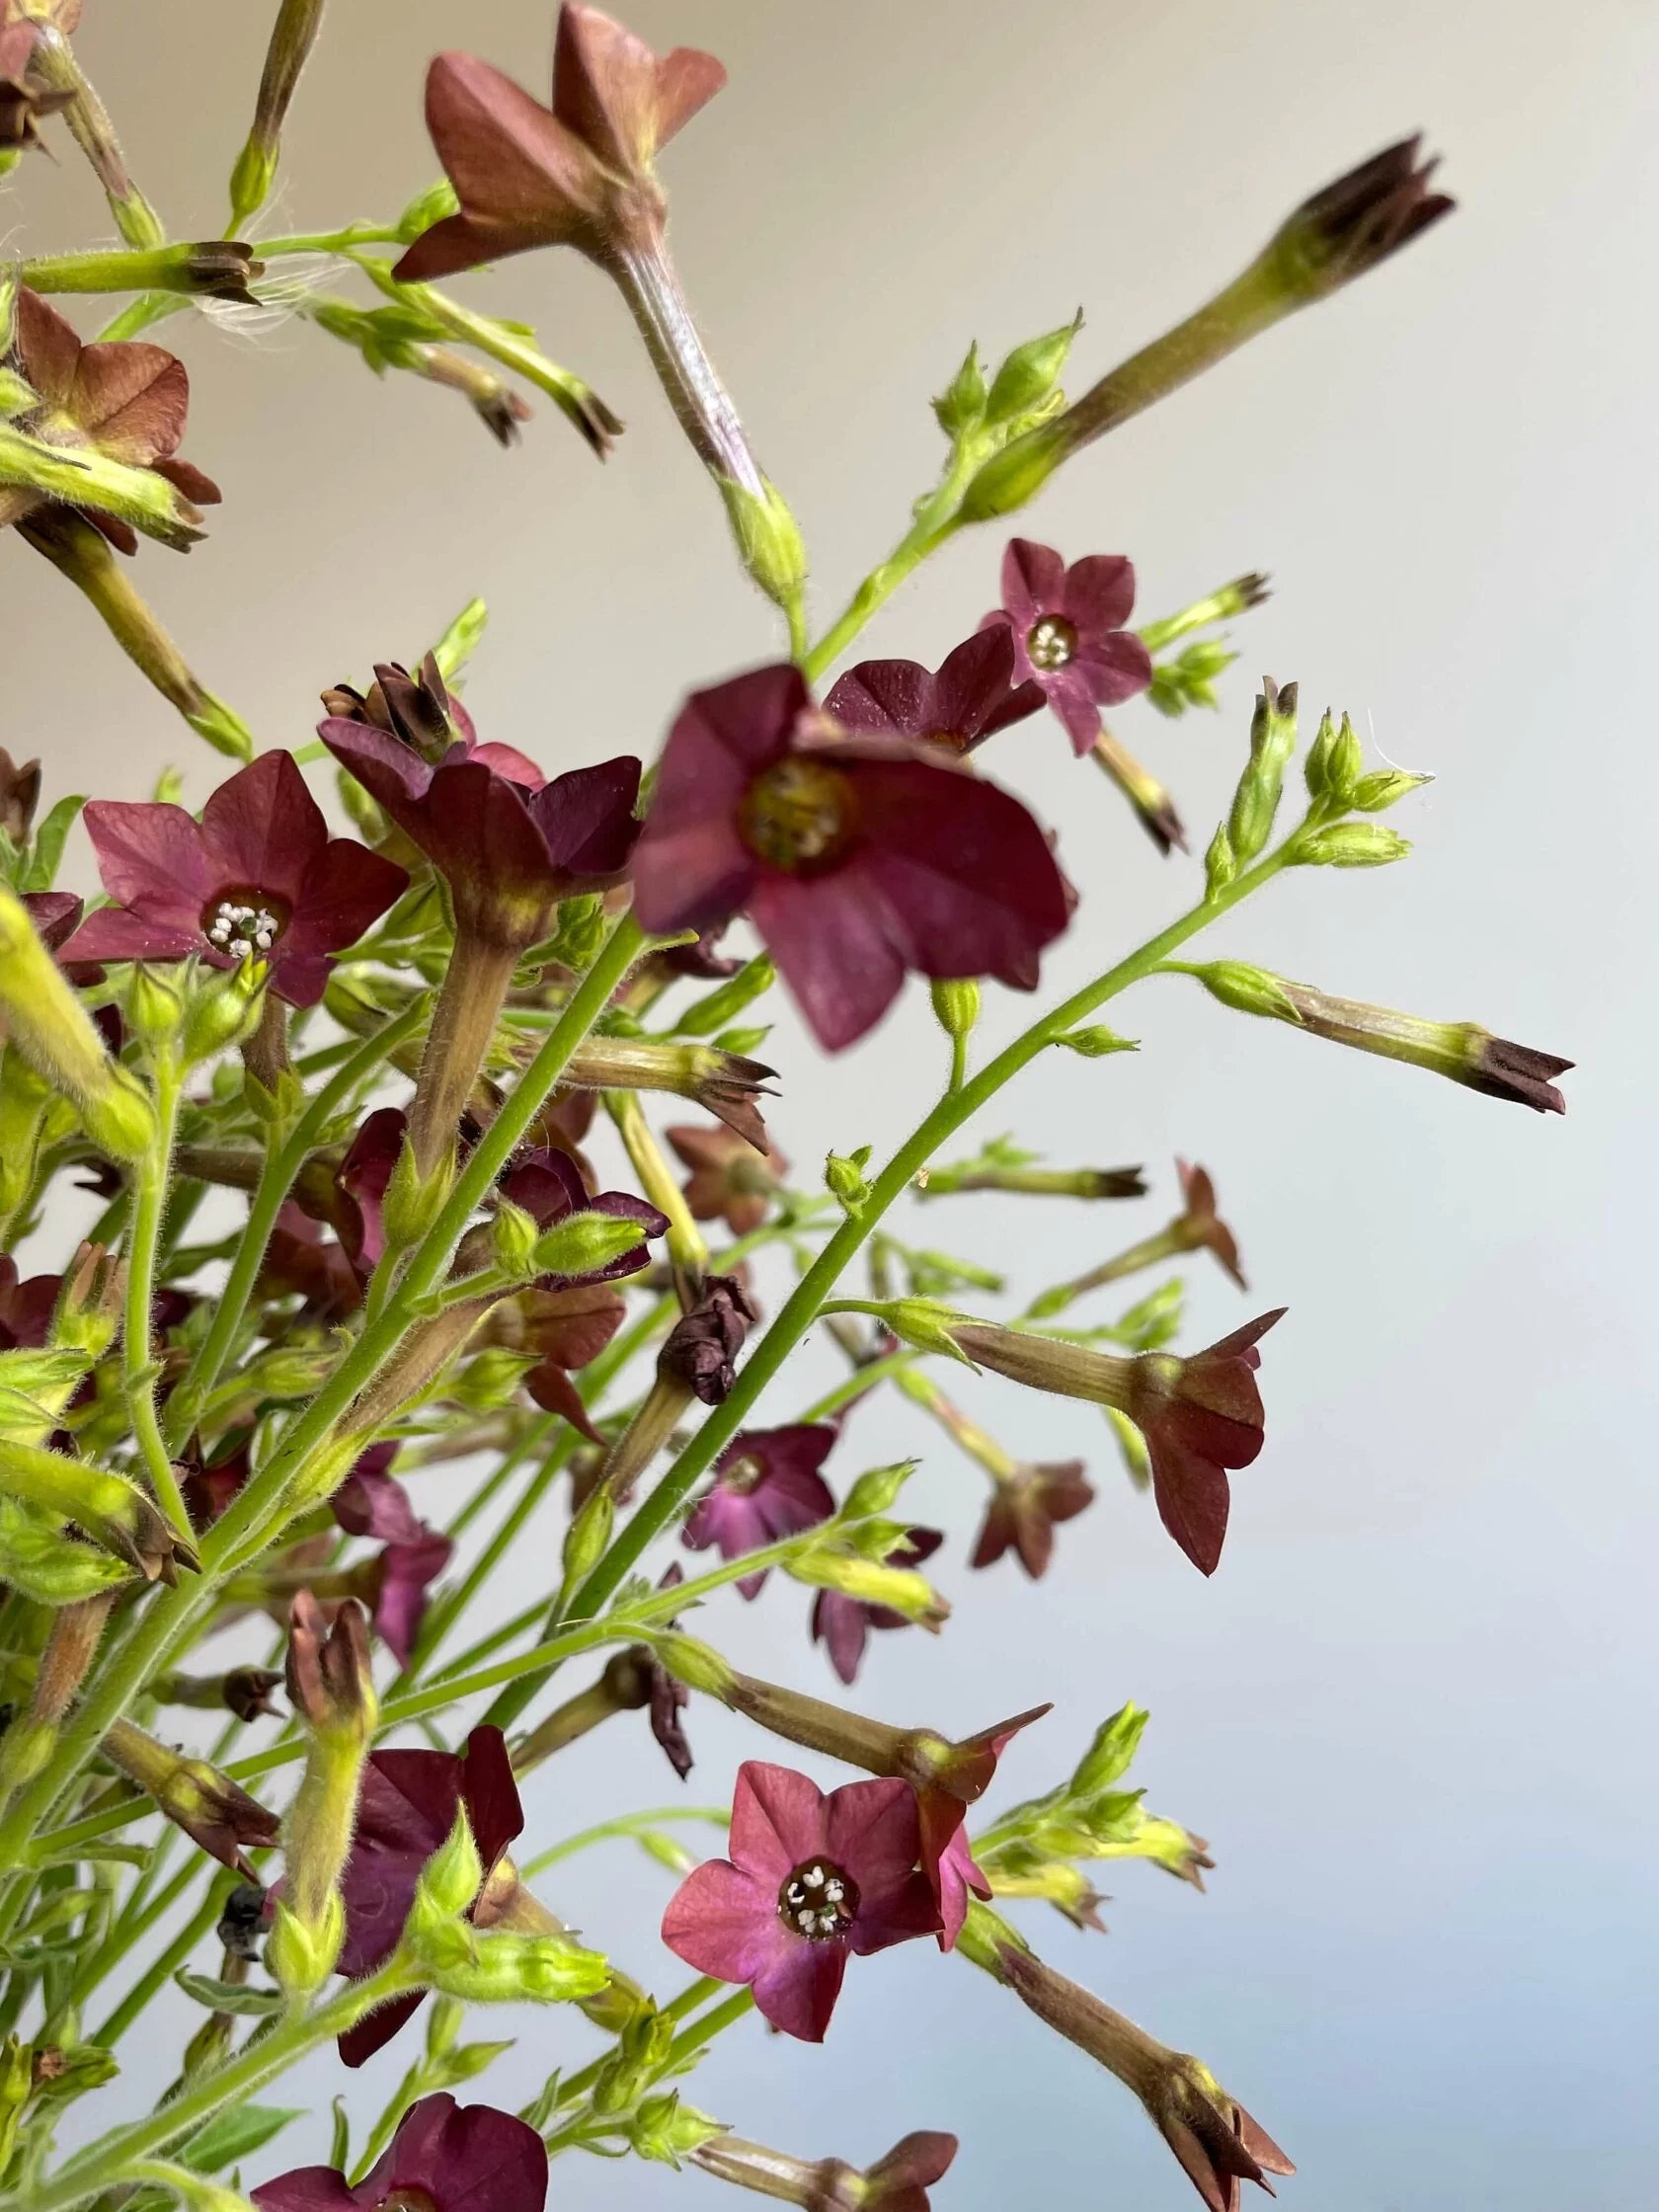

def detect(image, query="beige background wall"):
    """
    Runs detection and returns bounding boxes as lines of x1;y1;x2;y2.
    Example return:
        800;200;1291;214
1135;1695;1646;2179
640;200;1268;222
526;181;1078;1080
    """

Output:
9;2;1657;2205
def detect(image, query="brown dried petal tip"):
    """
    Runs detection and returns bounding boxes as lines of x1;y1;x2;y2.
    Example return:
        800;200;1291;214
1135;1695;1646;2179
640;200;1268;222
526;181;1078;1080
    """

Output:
1469;1035;1573;1115
1277;134;1455;296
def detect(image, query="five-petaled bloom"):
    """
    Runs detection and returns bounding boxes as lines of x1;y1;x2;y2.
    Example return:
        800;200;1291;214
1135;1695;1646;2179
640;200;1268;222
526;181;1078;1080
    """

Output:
335;1726;523;2066
1173;1158;1247;1291
683;1422;836;1596
825;626;1044;754
59;750;408;1007
252;2093;548;2212
812;1528;944;1684
667;1121;787;1235
971;1460;1094;1579
631;663;1072;1050
981;538;1153;754
661;1761;940;2039
320;707;641;955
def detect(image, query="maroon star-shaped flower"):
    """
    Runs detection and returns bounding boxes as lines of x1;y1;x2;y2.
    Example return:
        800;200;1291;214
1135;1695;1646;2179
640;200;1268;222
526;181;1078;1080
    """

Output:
394;3;726;282
824;626;1044;754
666;1121;787;1235
59;750;408;1007
336;1726;523;2067
970;1460;1094;1579
631;663;1071;1050
252;2093;548;2212
320;713;641;955
811;1528;944;1685
661;1761;940;2040
981;538;1153;754
682;1422;835;1597
1126;1312;1286;1576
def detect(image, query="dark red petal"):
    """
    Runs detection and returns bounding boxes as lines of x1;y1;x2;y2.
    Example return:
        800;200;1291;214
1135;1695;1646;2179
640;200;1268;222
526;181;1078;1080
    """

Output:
459;1725;524;1872
501;1146;588;1225
825;657;934;741
56;907;199;967
81;796;211;918
523;754;642;879
1001;537;1066;625
337;1988;426;2071
249;2163;358;2211
373;2092;549;2212
750;1935;846;2041
524;1361;604;1442
1148;1438;1232;1575
422;49;600;238
931;625;1029;739
652;43;728;144
1063;553;1137;636
72;343;189;465
284;837;409;962
749;866;907;1051
469;739;544;788
198;751;328;905
811;1589;870;1685
825;1776;923;1891
1075;631;1155;707
14;289;81;410
729;1760;828;1884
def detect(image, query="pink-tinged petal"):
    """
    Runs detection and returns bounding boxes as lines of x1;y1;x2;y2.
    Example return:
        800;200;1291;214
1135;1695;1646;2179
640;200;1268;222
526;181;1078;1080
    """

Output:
1063;553;1137;635
336;1106;405;1274
283;836;409;961
469;739;545;788
825;1777;923;1893
1000;537;1066;626
811;1590;870;1685
933;1827;990;1950
825;658;933;740
332;1463;424;1545
524;754;642;880
847;760;1069;988
338;1989;426;2071
729;1760;829;1883
1148;1440;1231;1576
1045;670;1104;753
81;797;211;919
459;1725;524;1871
374;2094;549;2212
421;50;598;240
934;626;1046;746
371;1529;453;1667
20;892;83;952
71;342;189;465
1074;631;1154;707
749;867;906;1051
750;1936;846;2041
250;2165;358;2212
198;751;328;906
845;1869;941;1957
661;1857;780;1981
56;907;200;967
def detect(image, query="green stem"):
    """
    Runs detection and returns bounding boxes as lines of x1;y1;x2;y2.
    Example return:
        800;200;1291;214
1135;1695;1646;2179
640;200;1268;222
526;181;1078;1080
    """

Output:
91;1875;224;2048
16;1960;414;2212
802;444;976;683
163;999;426;1453
566;846;1299;1624
122;1054;189;1535
520;1806;729;1879
799;1348;919;1423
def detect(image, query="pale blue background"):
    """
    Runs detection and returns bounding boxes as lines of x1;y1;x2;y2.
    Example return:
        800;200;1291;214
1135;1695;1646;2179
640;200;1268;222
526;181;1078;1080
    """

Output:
11;0;1655;2205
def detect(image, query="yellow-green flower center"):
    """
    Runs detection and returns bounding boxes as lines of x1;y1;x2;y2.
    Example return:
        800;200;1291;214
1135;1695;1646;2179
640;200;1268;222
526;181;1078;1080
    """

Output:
1026;614;1076;672
739;758;858;875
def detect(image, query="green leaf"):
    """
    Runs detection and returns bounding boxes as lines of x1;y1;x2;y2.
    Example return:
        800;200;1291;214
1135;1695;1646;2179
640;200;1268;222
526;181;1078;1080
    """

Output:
19;794;85;893
182;2103;304;2173
175;1969;284;2017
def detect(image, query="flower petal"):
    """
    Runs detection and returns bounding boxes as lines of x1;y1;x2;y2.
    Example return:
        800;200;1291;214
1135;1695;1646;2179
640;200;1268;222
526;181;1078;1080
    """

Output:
1063;553;1137;635
284;836;409;962
1148;1437;1231;1576
729;1760;829;1883
749;866;907;1051
56;907;200;967
1001;538;1066;626
1074;631;1154;708
824;1776;923;1895
660;1856;780;1981
422;49;598;241
750;1936;846;2041
523;754;642;880
825;657;933;741
80;797;211;920
198;750;328;906
459;1724;524;1871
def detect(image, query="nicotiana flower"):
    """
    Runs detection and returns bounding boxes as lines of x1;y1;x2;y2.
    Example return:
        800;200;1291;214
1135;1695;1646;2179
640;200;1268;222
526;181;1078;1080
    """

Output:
253;2093;549;2212
336;1725;523;2065
683;1422;836;1596
667;1121;787;1235
661;1761;939;2039
659;1272;757;1404
970;1460;1094;1579
392;2;725;282
0;288;221;550
691;2127;959;2212
351;1524;454;1668
59;750;408;1007
321;652;544;785
812;1528;944;1684
949;1314;1286;1575
825;626;1044;754
1173;1158;1246;1290
515;1280;628;1438
903;1705;1048;1949
498;1145;667;1288
258;1203;362;1320
631;664;1072;1051
320;711;641;954
981;538;1153;754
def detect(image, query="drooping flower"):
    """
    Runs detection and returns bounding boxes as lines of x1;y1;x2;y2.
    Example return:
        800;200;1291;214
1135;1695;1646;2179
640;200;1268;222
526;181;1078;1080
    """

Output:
252;2092;549;2212
258;1203;362;1320
691;2126;959;2212
981;538;1153;754
393;3;726;283
320;712;641;955
902;1705;1049;1950
336;1725;523;2066
970;1460;1094;1579
0;747;40;842
658;1273;756;1405
824;626;1044;754
948;1313;1286;1576
514;1280;626;1438
59;750;408;1007
631;664;1072;1050
1172;1159;1246;1290
0;287;221;550
666;1120;786;1235
811;1528;944;1684
683;1422;835;1595
661;1761;940;2039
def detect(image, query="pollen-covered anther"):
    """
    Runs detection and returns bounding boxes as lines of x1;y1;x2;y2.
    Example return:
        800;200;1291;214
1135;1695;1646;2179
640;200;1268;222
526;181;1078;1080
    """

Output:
778;1856;859;1939
1026;614;1078;670
205;897;281;958
738;757;859;875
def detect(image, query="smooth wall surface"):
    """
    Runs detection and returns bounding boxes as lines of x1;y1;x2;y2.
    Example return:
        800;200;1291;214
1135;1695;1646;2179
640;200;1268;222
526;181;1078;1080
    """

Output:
9;3;1656;2207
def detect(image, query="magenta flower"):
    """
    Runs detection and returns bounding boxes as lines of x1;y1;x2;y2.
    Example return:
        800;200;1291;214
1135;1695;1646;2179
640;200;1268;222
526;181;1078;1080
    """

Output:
683;1422;835;1596
661;1761;940;2039
0;1257;56;1351
334;1107;404;1277
811;1528;944;1684
252;2093;548;2212
356;1525;453;1667
631;664;1072;1051
981;538;1153;754
320;712;641;955
336;1725;522;2067
499;1146;667;1287
59;750;408;1007
970;1461;1094;1579
824;626;1044;754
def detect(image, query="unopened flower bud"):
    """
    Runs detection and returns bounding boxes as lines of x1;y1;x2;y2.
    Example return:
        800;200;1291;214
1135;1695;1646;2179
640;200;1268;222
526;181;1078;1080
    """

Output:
659;1275;756;1405
841;1459;917;1522
125;963;184;1047
489;1197;542;1281
422;1926;611;2007
561;1488;613;1588
932;341;987;439
0;888;156;1159
985;311;1082;427
630;2093;726;2168
411;1809;486;1938
719;476;808;615
652;1631;736;1699
284;1591;376;1746
929;978;980;1043
268;1892;344;1999
181;957;268;1065
533;1210;651;1280
1226;678;1298;865
825;1147;872;1215
1294;821;1410;867
383;1130;452;1250
1350;767;1430;812
672;953;775;1037
228;0;327;229
1303;708;1362;808
1180;959;1305;1023
789;1545;948;1629
1203;823;1235;900
54;1241;123;1359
